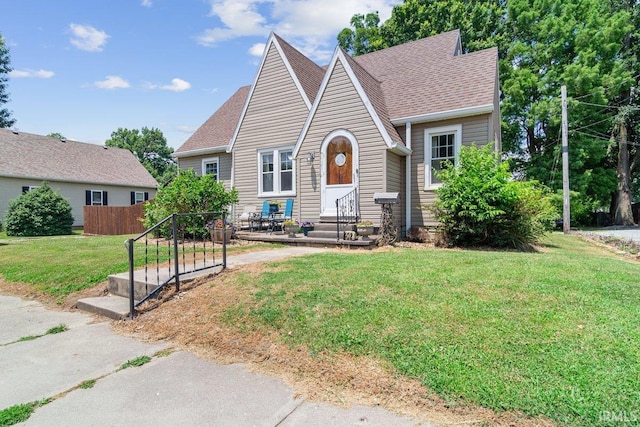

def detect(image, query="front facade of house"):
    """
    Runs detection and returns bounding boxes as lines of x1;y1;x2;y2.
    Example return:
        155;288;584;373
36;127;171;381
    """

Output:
0;129;158;227
174;30;501;236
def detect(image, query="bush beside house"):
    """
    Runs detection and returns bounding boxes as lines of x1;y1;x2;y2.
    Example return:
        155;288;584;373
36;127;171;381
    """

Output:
143;169;238;237
5;183;74;236
433;145;557;249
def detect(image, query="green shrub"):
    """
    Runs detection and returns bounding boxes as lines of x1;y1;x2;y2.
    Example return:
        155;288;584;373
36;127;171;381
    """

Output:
5;183;74;237
433;145;557;249
144;169;239;237
549;190;602;226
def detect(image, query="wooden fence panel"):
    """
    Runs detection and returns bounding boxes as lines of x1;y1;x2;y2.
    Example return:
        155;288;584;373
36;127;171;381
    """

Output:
83;203;147;235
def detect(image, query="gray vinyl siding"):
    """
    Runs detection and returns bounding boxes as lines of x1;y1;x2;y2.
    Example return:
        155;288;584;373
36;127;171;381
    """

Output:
177;153;233;190
298;60;389;224
0;176;156;227
385;150;405;232
231;43;309;218
410;114;492;226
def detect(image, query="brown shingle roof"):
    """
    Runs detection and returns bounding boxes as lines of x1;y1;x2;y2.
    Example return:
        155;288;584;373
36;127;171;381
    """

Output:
273;34;325;105
175;86;250;154
341;49;403;143
0;129;158;187
353;30;498;120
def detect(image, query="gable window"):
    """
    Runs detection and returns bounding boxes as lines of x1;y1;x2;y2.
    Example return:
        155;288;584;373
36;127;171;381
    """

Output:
258;147;295;196
202;157;220;181
86;190;108;206
424;125;462;189
131;191;149;205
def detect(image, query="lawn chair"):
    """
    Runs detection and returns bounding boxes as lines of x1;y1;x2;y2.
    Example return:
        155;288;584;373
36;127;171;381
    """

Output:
237;205;257;231
257;201;271;231
269;198;294;233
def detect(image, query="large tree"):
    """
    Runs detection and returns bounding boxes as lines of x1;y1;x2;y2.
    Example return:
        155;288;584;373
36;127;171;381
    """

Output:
338;0;637;224
105;127;177;185
0;32;16;128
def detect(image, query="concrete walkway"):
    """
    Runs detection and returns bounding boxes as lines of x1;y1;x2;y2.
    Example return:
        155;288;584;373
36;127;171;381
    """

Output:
1;295;428;426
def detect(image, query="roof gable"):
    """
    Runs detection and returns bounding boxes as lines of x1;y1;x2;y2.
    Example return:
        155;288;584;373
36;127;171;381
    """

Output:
175;86;249;156
228;33;324;152
0;129;158;188
294;47;407;158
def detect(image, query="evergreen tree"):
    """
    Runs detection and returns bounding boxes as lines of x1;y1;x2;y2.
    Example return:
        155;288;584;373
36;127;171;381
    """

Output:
0;33;16;128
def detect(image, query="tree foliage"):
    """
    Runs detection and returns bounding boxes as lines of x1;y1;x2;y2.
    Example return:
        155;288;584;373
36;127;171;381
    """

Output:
338;0;640;224
105;127;177;185
433;145;557;249
5;183;74;236
47;132;66;140
0;32;16;128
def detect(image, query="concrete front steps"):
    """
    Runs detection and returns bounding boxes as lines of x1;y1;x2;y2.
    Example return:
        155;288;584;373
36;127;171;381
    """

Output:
78;262;223;320
236;222;377;248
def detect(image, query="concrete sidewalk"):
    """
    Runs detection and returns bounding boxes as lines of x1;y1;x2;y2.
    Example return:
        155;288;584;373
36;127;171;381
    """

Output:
1;295;429;426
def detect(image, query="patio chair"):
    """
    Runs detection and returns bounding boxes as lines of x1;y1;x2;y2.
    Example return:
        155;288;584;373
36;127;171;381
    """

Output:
237;205;257;231
257;201;271;231
269;198;294;233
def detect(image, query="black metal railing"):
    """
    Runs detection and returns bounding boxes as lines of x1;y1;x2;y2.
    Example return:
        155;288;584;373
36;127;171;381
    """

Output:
335;188;359;241
126;211;227;318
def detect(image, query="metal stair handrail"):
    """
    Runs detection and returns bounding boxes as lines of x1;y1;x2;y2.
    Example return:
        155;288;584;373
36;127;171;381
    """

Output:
335;189;359;241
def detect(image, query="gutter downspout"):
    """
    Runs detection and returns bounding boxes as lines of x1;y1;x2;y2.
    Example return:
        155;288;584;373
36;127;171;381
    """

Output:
405;122;412;236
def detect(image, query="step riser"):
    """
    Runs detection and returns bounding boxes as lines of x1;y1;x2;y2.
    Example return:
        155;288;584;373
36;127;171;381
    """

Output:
108;275;161;300
312;223;356;232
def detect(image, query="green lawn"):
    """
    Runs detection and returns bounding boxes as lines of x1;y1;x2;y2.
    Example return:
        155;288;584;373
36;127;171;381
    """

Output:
0;233;279;297
220;233;639;426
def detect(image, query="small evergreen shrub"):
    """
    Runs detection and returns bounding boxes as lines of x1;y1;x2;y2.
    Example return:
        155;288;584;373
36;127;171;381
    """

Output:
144;169;239;237
432;144;557;249
5;183;74;236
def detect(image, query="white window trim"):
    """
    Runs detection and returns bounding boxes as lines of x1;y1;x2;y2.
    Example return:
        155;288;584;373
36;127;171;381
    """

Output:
90;190;104;206
424;124;462;190
134;191;145;204
257;146;296;197
202;157;220;181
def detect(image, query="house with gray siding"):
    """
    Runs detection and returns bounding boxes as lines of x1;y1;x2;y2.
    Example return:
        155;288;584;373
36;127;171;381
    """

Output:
0;129;158;227
174;30;501;236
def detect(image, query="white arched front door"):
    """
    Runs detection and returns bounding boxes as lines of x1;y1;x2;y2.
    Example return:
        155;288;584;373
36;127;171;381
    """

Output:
320;130;359;217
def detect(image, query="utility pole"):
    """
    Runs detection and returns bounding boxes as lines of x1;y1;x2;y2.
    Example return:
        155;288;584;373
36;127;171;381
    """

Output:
561;85;570;233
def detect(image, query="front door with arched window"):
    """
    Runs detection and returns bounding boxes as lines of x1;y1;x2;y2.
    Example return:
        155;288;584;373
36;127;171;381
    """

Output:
321;131;358;217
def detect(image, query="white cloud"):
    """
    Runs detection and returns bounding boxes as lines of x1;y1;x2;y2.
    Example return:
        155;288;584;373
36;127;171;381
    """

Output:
144;78;192;92
197;0;399;60
94;75;130;89
176;125;197;133
141;0;152;6
69;24;110;52
249;42;266;57
160;78;192;92
10;69;55;79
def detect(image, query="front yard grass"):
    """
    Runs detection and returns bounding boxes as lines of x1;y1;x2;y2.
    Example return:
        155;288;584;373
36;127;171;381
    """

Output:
0;233;279;297
221;233;639;426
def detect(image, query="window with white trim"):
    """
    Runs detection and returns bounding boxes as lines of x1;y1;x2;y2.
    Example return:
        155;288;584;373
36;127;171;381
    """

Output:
86;190;108;206
258;147;295;196
202;157;219;181
424;125;462;189
21;186;39;194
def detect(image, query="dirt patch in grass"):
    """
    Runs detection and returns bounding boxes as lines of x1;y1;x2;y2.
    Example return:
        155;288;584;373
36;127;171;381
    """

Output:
113;262;555;427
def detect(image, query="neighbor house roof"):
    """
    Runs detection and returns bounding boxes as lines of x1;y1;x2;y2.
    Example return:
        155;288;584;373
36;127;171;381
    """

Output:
174;85;251;156
0;129;158;188
353;30;498;122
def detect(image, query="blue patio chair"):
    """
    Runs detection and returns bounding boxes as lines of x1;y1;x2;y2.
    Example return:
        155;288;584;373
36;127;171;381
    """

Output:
258;201;270;231
269;198;294;233
283;198;294;220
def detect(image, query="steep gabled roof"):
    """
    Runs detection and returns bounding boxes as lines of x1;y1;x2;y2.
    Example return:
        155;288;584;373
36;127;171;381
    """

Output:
341;49;403;143
175;85;250;156
353;30;497;122
273;34;324;105
0;129;158;188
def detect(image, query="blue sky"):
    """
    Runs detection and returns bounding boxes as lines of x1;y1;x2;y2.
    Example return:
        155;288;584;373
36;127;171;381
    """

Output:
1;0;398;150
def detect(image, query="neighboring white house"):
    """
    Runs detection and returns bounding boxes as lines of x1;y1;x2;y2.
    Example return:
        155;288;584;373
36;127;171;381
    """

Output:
0;129;158;227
